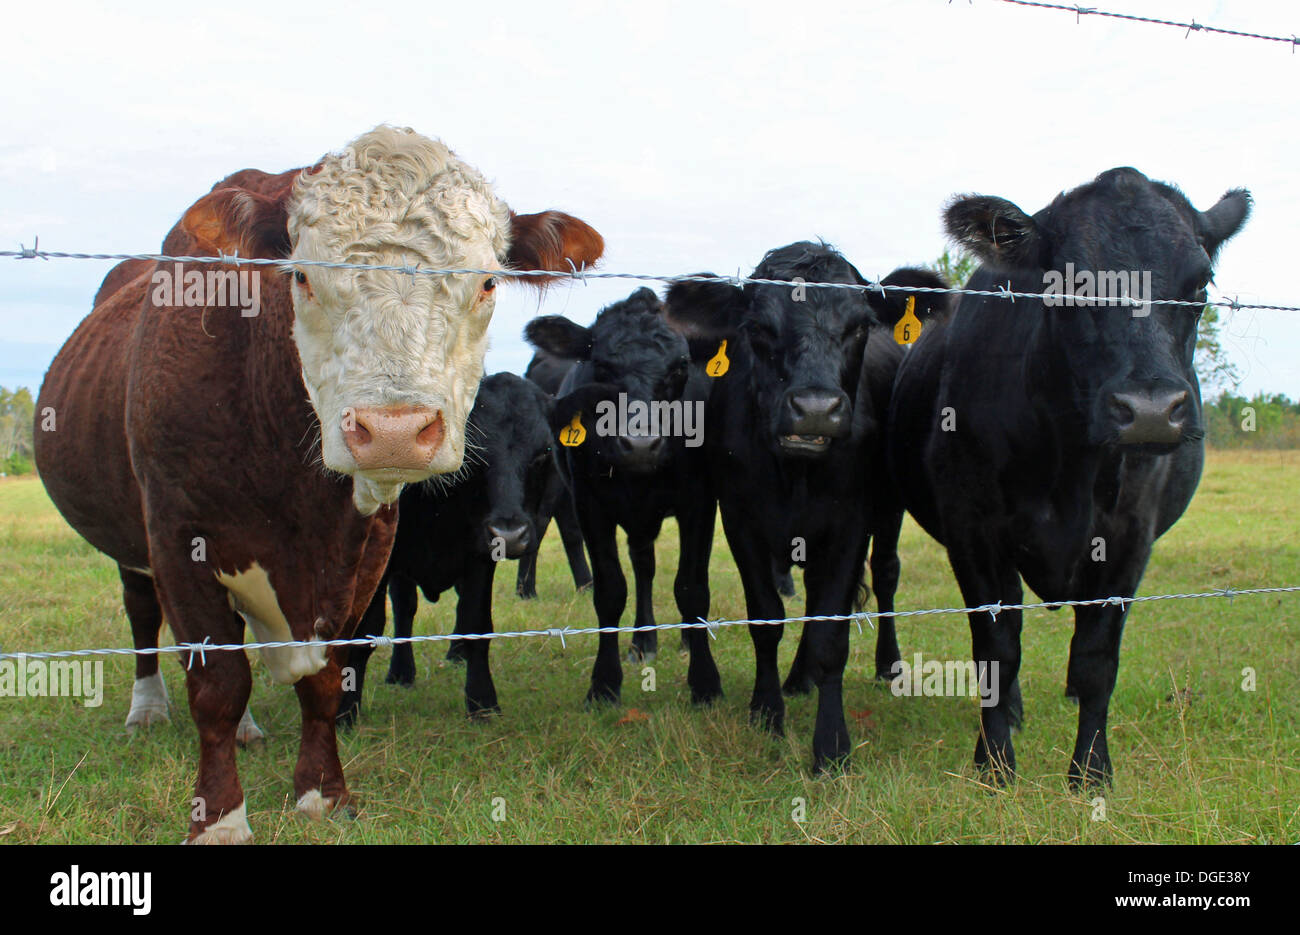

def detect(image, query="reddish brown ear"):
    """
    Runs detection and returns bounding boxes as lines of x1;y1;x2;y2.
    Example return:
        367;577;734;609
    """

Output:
507;210;605;285
180;186;292;258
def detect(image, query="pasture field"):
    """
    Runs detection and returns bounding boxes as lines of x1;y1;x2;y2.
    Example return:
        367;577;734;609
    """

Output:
0;450;1296;845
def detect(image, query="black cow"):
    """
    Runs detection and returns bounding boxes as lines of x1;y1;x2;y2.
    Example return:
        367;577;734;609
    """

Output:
515;349;593;599
525;287;722;705
889;168;1250;787
666;244;950;771
337;372;557;724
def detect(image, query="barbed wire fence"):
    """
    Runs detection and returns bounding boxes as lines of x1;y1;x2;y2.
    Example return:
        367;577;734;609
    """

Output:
5;248;1300;314
989;0;1299;50
3;0;1298;670
3;587;1298;667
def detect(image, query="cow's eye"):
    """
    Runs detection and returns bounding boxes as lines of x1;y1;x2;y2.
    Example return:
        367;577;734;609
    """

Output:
293;270;308;286
483;277;497;293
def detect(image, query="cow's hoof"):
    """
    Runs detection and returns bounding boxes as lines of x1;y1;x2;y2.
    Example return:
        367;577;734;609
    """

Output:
690;685;723;706
749;705;785;736
125;673;171;731
296;789;356;820
185;802;252;845
386;667;418;683
575;580;594;594
626;646;657;665
812;752;851;776
516;589;538;601
235;707;265;747
585;685;621;707
467;703;502;720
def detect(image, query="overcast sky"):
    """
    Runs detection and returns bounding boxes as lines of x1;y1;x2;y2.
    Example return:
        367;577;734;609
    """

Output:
2;0;1295;398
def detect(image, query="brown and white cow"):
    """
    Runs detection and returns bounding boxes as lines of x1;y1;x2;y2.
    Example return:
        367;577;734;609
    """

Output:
34;126;603;843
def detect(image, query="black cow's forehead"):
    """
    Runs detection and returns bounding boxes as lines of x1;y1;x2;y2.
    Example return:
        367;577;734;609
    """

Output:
471;374;552;454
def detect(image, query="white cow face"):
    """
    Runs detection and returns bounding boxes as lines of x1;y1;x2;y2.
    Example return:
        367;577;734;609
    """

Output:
287;127;510;514
180;125;604;516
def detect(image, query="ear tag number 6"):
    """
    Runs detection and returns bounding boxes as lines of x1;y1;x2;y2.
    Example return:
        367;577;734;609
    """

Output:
560;413;586;447
894;296;921;345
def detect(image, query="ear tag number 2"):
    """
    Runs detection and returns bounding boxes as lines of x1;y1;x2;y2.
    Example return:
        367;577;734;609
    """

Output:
707;340;730;377
894;296;921;345
560;413;586;447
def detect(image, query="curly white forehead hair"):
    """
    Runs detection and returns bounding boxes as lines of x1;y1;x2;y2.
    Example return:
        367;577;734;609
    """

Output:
287;124;512;268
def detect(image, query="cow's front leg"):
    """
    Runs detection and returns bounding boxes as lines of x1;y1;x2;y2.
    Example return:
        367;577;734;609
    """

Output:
294;653;353;819
454;560;500;716
800;539;868;772
627;535;658;663
947;542;1023;785
580;508;625;704
1065;602;1128;789
721;511;786;733
675;496;720;704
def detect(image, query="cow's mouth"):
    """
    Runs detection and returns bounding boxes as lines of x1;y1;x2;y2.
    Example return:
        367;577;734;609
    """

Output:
779;433;831;454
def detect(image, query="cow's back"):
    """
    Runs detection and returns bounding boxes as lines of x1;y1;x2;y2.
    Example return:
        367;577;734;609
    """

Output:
35;260;152;569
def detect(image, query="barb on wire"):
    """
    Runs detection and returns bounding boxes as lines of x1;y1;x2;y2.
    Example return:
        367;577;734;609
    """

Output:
994;0;1300;49
5;245;1298;314
1;585;1295;665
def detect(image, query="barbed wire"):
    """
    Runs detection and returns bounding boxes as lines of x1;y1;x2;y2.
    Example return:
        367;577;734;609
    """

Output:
2;585;1295;666
3;245;1297;314
991;0;1299;49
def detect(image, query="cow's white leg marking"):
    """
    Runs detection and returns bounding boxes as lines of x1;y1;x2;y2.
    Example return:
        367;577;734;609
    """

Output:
296;788;337;820
215;562;327;684
186;801;252;845
235;704;265;746
125;671;170;730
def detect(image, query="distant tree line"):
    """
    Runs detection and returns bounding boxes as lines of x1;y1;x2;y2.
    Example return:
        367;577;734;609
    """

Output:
0;386;35;475
1204;392;1300;449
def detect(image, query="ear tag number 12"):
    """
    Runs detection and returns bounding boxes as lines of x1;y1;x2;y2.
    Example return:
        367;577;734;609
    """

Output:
560;413;586;447
707;340;730;377
894;296;921;345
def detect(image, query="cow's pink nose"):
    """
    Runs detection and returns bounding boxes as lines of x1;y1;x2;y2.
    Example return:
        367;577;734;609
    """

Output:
343;407;444;471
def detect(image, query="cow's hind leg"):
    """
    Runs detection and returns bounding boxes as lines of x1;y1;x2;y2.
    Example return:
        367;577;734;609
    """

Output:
337;578;387;728
870;512;905;681
121;566;171;731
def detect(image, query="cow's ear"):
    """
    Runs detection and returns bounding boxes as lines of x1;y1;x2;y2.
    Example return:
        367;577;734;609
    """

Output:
664;276;747;339
525;315;593;360
180;187;292;258
550;382;619;434
944;195;1042;271
1199;188;1251;258
507;211;605;286
866;267;954;327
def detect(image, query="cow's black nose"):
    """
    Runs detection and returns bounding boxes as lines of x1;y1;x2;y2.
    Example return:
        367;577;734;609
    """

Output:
786;389;848;437
487;522;532;558
1109;388;1190;445
615;434;666;472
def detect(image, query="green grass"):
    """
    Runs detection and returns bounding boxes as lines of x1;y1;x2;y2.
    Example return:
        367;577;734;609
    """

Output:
0;451;1297;844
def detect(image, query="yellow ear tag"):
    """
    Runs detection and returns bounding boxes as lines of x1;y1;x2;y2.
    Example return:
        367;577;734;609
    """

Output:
707;339;730;377
893;296;921;345
559;413;586;447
